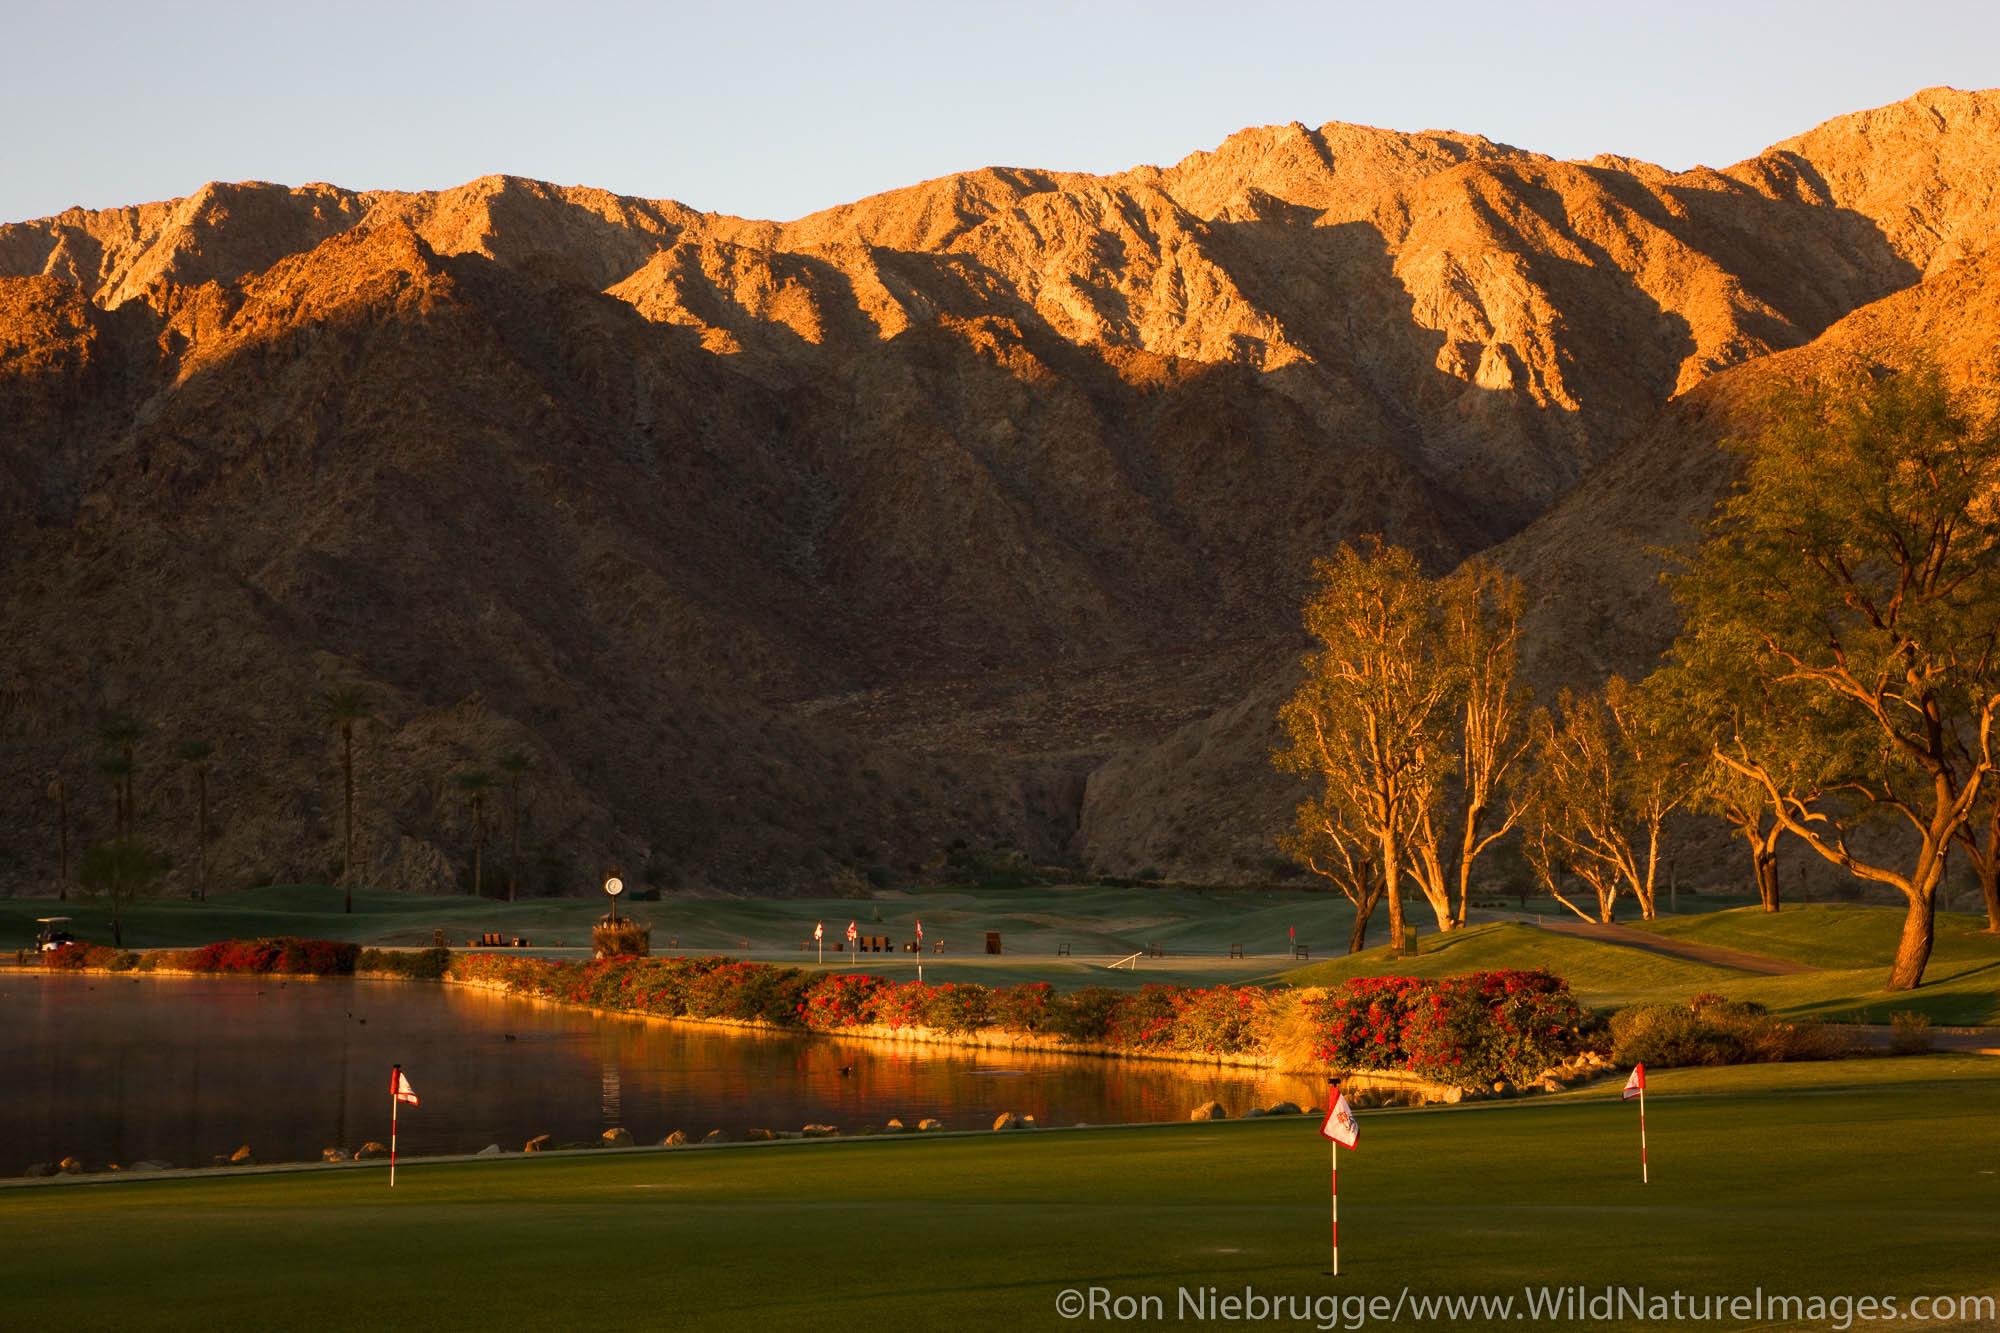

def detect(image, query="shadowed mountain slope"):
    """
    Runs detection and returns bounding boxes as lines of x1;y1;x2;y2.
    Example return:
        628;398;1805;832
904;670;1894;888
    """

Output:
1;88;1995;895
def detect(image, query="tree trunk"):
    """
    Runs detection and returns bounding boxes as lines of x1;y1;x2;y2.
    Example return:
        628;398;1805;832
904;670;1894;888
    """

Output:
341;724;354;914
1980;854;2000;933
194;766;208;903
1382;828;1407;956
56;780;68;902
1886;890;1937;991
1348;886;1382;954
1753;843;1781;913
507;778;520;903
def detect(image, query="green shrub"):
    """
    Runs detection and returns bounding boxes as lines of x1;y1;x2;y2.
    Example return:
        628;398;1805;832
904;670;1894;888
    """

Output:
1610;995;1844;1068
358;947;452;980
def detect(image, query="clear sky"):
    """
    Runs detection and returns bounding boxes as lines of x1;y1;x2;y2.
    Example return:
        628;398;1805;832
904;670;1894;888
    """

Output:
5;0;1996;225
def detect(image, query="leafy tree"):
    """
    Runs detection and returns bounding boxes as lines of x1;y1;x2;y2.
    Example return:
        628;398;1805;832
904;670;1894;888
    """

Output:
77;836;165;948
1521;678;1689;923
1275;544;1530;949
1278;793;1381;953
496;751;534;903
1406;563;1533;928
317;685;376;914
456;770;494;897
1276;542;1453;953
1665;362;2000;989
177;739;215;902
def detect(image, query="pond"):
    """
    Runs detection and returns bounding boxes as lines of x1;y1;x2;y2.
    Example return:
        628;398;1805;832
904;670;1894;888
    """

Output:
1;974;1325;1173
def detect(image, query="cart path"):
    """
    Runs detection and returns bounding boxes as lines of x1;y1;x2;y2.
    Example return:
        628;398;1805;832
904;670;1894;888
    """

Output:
1525;918;1821;975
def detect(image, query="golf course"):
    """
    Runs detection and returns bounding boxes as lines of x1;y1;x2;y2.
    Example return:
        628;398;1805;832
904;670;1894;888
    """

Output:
3;1058;1995;1332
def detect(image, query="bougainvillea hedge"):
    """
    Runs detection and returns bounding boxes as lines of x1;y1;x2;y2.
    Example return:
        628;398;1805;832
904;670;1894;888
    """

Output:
1304;969;1592;1085
449;954;1592;1081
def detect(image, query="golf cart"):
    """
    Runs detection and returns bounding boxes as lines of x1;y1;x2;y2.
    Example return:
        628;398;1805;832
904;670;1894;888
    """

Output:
33;916;76;956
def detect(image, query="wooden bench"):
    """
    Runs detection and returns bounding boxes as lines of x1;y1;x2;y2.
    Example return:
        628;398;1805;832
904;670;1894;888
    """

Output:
1292;944;1310;959
1228;943;1244;958
1056;943;1071;956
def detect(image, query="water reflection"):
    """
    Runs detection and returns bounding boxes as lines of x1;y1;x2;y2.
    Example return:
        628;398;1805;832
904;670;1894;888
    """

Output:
0;975;1324;1173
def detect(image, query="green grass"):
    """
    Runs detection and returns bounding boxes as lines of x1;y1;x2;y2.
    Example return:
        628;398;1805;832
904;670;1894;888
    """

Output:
3;1059;1994;1332
1279;922;1746;1007
1625;903;1997;970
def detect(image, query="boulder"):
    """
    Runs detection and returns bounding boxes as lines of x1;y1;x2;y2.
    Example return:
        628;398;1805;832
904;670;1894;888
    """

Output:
58;1157;84;1174
229;1145;254;1164
1268;1102;1302;1116
1021;1116;1037;1129
322;1148;350;1162
702;1129;730;1144
1190;1101;1227;1121
23;1162;58;1178
917;1118;945;1132
1491;1080;1516;1096
1541;1077;1565;1094
744;1128;774;1142
523;1135;552;1154
884;1119;906;1133
992;1112;1023;1131
1242;1107;1268;1119
476;1144;502;1156
601;1127;634;1148
662;1130;689;1146
802;1124;838;1138
356;1142;389;1160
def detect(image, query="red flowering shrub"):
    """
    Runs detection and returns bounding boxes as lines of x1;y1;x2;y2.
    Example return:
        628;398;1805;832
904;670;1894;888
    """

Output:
1044;986;1126;1043
990;982;1055;1034
1305;977;1431;1068
920;982;992;1035
42;942;128;971
1173;986;1273;1055
803;973;890;1029
870;980;933;1030
1309;970;1588;1085
179;937;359;976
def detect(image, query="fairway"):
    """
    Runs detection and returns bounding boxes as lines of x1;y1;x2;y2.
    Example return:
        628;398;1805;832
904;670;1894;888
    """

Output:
5;1059;1996;1332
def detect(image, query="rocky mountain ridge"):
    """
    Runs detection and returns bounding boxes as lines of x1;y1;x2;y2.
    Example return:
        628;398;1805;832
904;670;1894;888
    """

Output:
1;87;1995;896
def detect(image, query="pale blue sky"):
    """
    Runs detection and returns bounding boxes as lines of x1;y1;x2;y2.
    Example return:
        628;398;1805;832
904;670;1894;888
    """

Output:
5;0;1996;225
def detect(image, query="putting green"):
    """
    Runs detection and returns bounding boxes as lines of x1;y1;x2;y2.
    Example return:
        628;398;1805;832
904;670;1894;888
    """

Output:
5;1058;1995;1331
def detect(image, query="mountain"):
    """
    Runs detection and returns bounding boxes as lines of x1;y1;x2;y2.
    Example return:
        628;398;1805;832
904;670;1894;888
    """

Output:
1;88;1995;897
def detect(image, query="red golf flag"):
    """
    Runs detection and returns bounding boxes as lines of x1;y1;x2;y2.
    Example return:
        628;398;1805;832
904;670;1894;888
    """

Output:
814;921;824;940
846;921;857;942
393;1069;419;1106
1622;1065;1645;1101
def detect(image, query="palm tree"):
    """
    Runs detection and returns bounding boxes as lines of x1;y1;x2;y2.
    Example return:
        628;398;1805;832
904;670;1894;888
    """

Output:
46;770;70;901
456;771;494;897
98;753;133;842
99;715;145;838
496;751;534;903
317;685;375;914
178;739;215;902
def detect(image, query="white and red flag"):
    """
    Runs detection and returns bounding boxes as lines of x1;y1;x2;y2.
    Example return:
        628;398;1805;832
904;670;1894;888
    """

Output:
1320;1089;1360;1149
814;921;824;941
846;921;857;942
393;1069;420;1106
1622;1065;1645;1102
915;919;923;940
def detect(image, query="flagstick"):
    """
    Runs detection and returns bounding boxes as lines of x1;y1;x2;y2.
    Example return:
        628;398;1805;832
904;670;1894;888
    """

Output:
390;1064;400;1189
1639;1082;1648;1185
1330;1137;1340;1276
1328;1077;1340;1277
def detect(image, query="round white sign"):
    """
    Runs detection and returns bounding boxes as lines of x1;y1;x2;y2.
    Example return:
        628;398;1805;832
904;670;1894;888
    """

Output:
604;876;624;897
